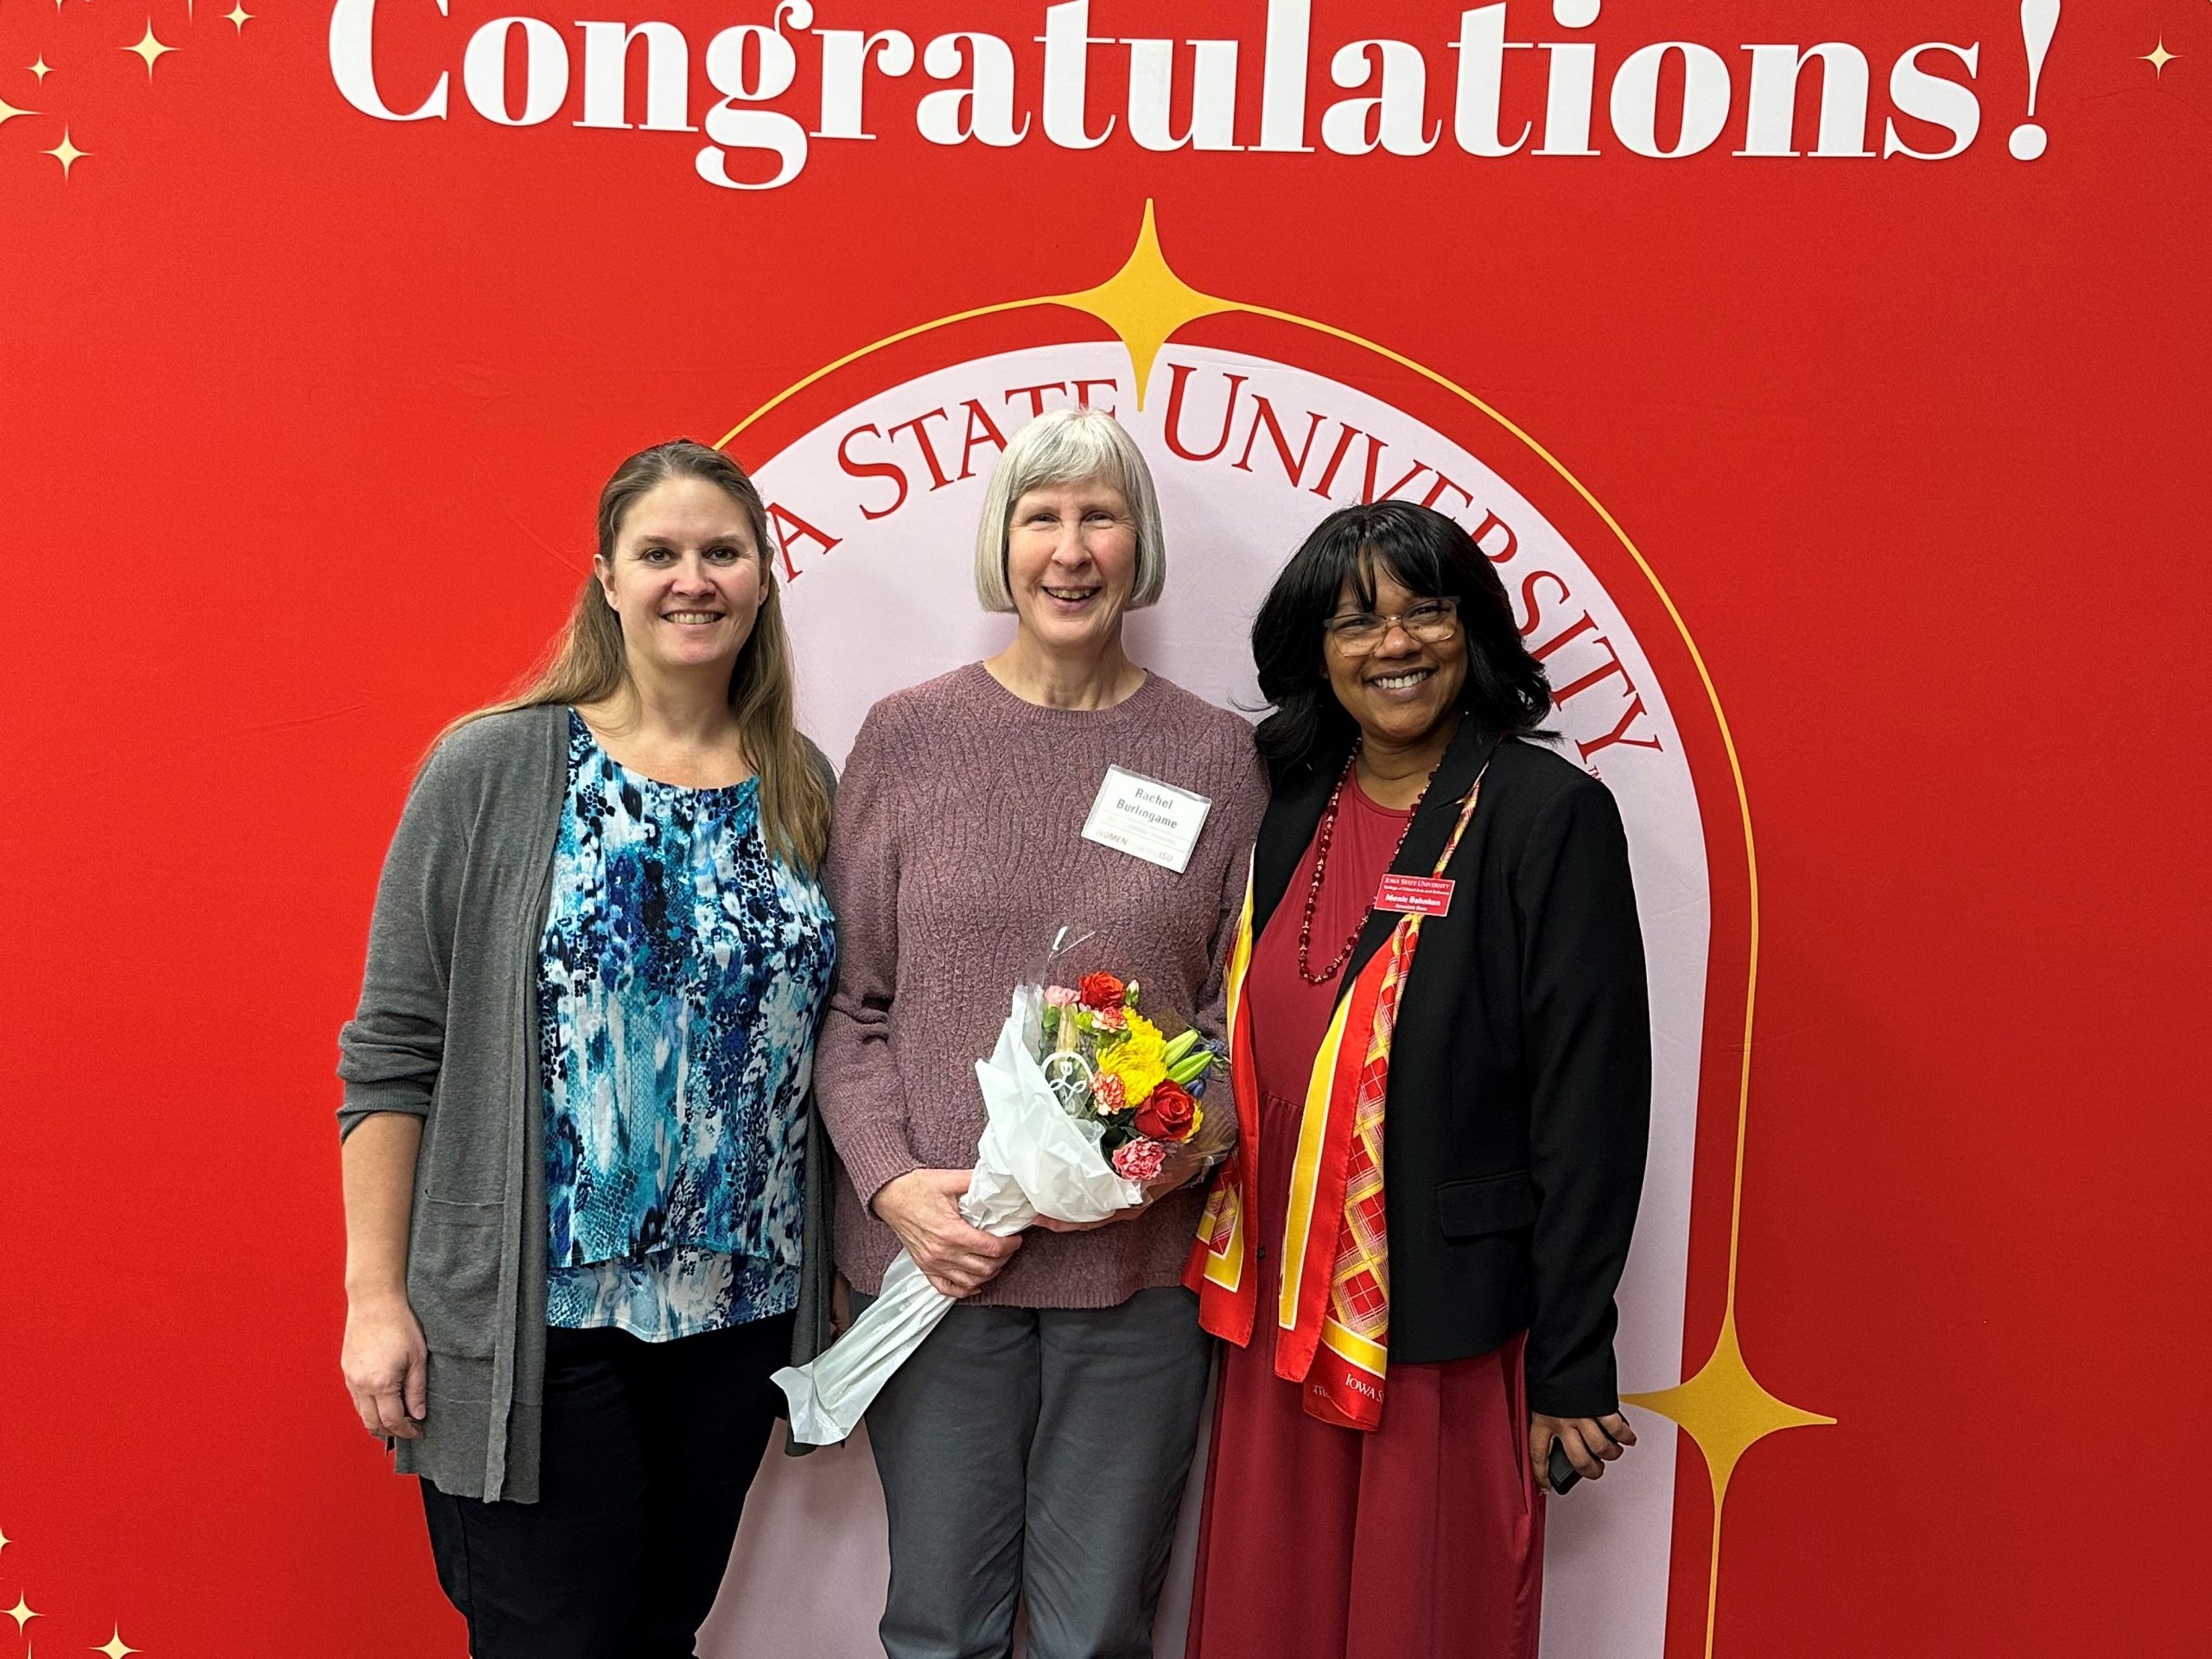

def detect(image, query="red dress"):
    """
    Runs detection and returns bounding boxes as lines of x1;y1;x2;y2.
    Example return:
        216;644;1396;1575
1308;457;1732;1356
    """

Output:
1183;776;1544;1659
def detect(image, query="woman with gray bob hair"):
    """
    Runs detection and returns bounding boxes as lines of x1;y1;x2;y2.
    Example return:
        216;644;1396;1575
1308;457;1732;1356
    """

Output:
974;404;1168;612
817;404;1266;1657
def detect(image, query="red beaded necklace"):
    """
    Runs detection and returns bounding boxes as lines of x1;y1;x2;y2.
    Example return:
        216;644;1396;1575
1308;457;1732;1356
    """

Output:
1295;747;1433;986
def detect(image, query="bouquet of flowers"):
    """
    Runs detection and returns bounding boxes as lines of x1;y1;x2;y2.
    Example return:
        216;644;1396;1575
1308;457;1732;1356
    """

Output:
1037;970;1228;1187
773;929;1230;1446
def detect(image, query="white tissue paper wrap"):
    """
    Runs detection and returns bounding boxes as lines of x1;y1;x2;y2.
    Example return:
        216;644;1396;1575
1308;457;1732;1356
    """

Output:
773;986;1144;1445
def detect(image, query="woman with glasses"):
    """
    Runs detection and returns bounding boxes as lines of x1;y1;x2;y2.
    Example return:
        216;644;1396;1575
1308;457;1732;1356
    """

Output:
1181;499;1651;1659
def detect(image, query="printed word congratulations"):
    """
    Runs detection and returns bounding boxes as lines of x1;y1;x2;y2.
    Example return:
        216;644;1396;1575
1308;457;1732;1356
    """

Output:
327;0;2055;193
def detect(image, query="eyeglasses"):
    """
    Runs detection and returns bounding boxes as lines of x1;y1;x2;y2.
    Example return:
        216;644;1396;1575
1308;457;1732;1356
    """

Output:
1320;596;1460;653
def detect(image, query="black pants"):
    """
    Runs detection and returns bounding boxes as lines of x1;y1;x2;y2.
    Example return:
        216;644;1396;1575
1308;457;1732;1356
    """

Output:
421;1313;793;1659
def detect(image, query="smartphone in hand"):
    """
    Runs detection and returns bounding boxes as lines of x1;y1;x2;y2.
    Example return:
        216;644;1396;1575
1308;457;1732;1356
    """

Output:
1546;1420;1624;1496
1546;1438;1581;1496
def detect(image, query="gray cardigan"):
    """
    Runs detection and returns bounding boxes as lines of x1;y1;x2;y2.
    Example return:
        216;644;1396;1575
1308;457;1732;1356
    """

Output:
337;703;837;1502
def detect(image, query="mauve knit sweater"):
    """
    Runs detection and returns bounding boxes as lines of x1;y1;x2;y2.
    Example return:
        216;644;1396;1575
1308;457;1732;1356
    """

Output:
817;662;1268;1306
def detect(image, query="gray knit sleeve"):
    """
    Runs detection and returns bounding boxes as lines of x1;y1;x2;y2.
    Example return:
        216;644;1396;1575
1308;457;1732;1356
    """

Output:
334;743;473;1140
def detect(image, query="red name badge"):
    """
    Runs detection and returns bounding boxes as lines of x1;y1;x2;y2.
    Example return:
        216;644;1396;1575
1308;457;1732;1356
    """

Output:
1375;874;1455;916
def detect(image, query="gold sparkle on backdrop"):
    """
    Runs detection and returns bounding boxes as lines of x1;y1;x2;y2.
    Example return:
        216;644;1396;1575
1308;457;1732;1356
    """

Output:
122;22;178;82
41;125;87;178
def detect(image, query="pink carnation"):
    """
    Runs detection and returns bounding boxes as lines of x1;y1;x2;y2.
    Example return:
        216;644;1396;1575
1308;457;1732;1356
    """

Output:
1044;985;1079;1007
1092;1074;1129;1114
1092;1006;1128;1032
1112;1138;1169;1183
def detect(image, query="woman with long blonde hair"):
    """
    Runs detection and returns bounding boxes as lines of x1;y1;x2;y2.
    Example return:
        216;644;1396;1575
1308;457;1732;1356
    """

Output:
336;439;836;1659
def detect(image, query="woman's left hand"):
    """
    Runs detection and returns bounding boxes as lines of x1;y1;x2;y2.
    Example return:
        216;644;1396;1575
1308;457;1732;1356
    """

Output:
1033;1144;1207;1232
1529;1410;1637;1485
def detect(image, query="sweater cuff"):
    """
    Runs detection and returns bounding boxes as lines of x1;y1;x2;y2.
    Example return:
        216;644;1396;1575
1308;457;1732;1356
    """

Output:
834;1121;925;1212
336;1082;432;1141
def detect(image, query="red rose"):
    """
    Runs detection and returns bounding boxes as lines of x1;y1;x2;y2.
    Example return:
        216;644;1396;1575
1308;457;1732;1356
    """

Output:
1077;972;1126;1010
1134;1081;1197;1141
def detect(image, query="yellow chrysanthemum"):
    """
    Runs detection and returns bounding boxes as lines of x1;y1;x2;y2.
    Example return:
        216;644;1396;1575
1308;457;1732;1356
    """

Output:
1098;1010;1169;1103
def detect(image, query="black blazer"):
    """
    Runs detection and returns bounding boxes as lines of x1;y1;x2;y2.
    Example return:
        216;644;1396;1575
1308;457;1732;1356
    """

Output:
1252;720;1650;1419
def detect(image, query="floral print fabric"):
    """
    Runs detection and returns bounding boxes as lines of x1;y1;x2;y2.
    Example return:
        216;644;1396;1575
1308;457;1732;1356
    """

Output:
538;710;835;1340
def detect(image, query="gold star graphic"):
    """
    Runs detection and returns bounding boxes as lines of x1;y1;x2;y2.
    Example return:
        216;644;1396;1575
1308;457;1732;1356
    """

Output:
1624;1312;1834;1511
1044;201;1239;404
226;3;253;30
2144;40;2177;77
30;56;54;83
6;1592;39;1632
95;1626;141;1659
124;21;179;80
0;93;40;126
44;127;89;178
1623;1301;1834;1659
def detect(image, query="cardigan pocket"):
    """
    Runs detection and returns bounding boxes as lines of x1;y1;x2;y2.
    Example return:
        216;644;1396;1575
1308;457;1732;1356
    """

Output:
408;1199;505;1358
1435;1171;1537;1239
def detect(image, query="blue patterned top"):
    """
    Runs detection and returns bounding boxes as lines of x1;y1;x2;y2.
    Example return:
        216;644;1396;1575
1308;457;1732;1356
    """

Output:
537;711;836;1340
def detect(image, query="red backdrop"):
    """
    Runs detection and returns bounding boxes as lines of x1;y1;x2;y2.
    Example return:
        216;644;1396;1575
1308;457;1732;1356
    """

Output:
3;2;2206;1654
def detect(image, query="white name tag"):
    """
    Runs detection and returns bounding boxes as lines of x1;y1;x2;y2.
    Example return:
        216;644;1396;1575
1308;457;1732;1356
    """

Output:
1081;766;1213;874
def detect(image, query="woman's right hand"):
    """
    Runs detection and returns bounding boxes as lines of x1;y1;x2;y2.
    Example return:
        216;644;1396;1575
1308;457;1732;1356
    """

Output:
873;1168;1021;1298
342;1291;429;1441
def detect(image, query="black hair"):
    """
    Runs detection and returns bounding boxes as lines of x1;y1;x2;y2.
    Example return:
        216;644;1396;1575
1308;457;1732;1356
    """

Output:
1250;499;1551;782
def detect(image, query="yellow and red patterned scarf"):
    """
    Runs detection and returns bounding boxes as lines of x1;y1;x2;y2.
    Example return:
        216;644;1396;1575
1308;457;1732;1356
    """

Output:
1184;772;1488;1430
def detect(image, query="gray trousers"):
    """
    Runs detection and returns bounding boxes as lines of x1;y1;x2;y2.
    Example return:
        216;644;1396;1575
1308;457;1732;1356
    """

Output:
855;1285;1212;1659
